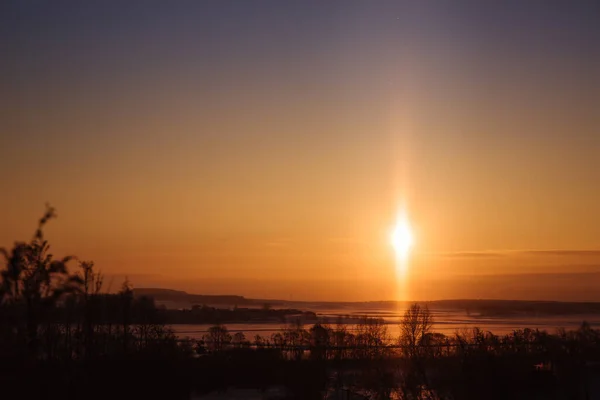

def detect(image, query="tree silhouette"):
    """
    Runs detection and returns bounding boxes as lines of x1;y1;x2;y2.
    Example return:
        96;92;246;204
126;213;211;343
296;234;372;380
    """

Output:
232;331;247;348
398;303;434;397
0;205;82;358
204;324;231;352
399;303;433;359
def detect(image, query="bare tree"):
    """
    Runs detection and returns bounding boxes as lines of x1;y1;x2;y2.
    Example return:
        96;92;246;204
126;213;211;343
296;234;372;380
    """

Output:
232;331;247;348
204;324;231;352
399;303;433;359
398;303;435;399
78;260;103;358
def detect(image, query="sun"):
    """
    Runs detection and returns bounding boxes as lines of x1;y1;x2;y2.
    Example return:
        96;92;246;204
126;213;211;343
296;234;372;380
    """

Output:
391;216;413;259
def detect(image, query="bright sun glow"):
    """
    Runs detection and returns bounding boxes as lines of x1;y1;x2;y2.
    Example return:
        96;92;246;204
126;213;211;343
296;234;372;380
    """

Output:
391;216;413;259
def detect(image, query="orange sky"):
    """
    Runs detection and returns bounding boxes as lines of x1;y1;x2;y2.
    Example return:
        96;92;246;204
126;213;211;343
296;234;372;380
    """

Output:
2;2;600;301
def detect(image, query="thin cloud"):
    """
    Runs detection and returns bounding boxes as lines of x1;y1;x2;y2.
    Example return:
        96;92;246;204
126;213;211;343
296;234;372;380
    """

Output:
451;271;600;279
438;251;507;258
436;250;600;258
519;250;600;257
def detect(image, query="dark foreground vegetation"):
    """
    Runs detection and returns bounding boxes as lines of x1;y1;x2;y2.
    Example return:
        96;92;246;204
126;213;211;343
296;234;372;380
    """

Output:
2;207;600;399
162;305;317;324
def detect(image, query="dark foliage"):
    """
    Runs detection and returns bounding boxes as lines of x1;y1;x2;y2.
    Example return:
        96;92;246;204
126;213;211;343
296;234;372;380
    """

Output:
162;304;317;324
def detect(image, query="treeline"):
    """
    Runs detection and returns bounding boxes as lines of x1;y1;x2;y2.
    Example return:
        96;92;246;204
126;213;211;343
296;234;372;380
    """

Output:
2;294;318;326
194;307;600;365
192;309;600;399
163;305;318;324
133;288;253;306
433;299;600;317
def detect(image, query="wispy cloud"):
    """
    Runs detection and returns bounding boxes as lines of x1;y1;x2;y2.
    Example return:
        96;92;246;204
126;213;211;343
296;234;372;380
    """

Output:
519;250;600;257
436;250;600;258
438;251;507;258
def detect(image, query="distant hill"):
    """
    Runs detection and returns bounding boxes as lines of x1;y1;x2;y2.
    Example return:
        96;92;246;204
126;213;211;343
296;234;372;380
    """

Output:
426;299;600;317
133;288;250;306
133;288;188;297
133;288;600;316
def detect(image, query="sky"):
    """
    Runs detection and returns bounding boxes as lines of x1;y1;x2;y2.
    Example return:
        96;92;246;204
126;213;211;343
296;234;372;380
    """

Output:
1;1;600;301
